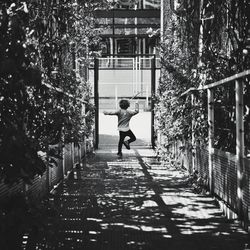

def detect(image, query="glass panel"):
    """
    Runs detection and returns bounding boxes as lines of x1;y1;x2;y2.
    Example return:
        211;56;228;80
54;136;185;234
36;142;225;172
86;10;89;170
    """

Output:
114;18;135;25
143;0;160;9
97;18;113;25
137;17;160;25
136;28;151;34
114;0;138;9
115;28;136;35
101;28;113;35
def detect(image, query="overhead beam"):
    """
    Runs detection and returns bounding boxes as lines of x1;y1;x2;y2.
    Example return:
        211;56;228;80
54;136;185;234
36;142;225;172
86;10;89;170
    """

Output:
94;9;160;18
97;24;160;29
99;34;159;38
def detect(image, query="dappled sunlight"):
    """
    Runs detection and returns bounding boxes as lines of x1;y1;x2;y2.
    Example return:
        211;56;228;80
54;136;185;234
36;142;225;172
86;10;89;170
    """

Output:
28;148;249;250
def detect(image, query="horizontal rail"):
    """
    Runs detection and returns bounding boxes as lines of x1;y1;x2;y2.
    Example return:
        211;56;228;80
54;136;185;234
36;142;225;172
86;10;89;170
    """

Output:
98;54;156;57
180;87;197;97
94;9;160;19
200;69;250;90
181;69;250;96
98;82;151;85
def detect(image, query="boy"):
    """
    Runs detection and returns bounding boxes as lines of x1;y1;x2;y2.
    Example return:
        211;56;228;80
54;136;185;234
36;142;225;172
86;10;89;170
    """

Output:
103;99;139;157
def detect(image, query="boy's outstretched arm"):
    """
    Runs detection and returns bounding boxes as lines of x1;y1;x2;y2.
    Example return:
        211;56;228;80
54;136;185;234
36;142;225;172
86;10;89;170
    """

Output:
130;101;139;116
103;110;118;115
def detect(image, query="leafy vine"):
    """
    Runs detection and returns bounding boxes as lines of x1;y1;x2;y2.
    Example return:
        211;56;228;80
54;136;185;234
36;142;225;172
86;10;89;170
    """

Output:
156;0;250;156
0;0;108;184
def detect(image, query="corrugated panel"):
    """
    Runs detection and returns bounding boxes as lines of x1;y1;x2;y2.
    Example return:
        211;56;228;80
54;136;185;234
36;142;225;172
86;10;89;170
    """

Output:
0;180;24;200
0;182;10;199
50;159;63;187
195;146;209;182
80;142;86;159
0;141;78;201
213;149;237;211
184;142;193;173
27;172;48;199
243;158;250;221
64;143;73;173
74;145;80;164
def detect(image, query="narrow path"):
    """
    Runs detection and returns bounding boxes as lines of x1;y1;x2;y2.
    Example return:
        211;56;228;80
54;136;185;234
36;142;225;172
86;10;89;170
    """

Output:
30;148;248;250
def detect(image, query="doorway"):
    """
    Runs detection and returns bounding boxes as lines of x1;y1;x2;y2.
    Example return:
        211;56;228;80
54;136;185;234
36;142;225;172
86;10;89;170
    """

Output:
93;54;156;149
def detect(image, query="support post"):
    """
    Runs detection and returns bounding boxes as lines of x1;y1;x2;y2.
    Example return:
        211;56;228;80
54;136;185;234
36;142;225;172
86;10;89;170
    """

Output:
71;142;75;169
132;57;135;94
135;56;138;93
235;79;244;219
94;58;99;149
61;130;66;179
191;93;196;172
115;85;118;109
146;84;149;110
151;56;156;149
207;88;214;193
81;103;86;159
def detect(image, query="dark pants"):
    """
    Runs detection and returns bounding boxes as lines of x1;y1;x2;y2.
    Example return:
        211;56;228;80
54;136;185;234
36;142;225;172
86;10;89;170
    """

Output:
118;130;136;153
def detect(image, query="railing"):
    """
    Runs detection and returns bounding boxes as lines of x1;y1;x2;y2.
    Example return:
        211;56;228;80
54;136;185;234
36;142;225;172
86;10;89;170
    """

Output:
180;69;250;229
0;142;85;200
88;56;161;69
0;82;92;201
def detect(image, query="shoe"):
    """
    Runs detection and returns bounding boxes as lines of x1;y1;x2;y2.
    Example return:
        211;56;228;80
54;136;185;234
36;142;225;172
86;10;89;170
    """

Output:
117;152;123;157
123;140;130;150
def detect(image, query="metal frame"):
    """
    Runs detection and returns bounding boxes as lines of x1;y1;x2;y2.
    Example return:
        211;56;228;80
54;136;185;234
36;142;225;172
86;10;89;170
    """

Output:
94;58;99;149
93;55;157;149
94;9;160;18
151;55;156;149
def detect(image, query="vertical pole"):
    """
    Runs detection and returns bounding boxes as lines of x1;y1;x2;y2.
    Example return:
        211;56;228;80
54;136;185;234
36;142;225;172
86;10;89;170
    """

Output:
207;88;214;193
198;0;204;69
143;38;146;54
135;56;138;93
191;93;196;172
132;57;135;94
94;58;99;149
82;103;86;157
71;142;75;169
115;85;118;109
160;0;164;42
235;79;244;218
62;141;65;178
146;84;149;110
110;38;113;68
112;1;115;56
151;56;156;148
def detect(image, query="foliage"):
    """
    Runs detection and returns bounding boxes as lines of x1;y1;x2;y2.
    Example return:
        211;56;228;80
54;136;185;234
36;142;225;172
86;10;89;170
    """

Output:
156;0;250;155
0;0;108;184
156;10;206;148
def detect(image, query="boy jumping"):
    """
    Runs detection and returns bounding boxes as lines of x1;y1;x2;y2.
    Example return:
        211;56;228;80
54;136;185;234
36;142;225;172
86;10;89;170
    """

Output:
103;99;139;157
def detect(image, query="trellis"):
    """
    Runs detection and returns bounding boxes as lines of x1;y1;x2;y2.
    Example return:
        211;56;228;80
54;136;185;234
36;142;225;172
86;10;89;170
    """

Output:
181;69;250;229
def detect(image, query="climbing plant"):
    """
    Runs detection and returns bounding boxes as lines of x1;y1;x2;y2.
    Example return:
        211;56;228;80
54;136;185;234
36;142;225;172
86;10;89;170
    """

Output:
157;0;250;155
0;0;108;184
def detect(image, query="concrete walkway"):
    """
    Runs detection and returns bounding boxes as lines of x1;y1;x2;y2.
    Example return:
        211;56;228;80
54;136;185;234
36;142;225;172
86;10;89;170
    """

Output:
30;148;249;250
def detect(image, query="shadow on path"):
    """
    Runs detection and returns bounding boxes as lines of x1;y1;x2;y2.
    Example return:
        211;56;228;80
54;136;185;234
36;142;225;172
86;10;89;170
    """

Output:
26;148;249;250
